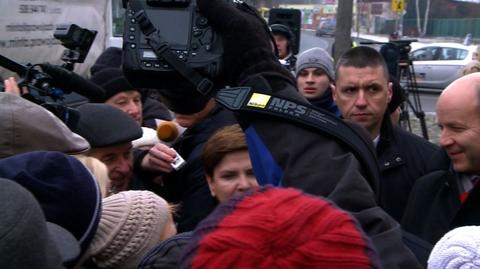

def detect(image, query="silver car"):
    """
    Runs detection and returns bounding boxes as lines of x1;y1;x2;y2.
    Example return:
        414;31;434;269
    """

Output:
409;43;478;89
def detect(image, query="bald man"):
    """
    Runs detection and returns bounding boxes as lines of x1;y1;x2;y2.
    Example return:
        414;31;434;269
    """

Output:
402;73;480;245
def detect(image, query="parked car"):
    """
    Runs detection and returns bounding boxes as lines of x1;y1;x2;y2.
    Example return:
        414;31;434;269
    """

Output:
409;43;477;89
315;20;336;37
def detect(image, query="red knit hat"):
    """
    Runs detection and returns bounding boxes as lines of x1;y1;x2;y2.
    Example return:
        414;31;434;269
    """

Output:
180;186;381;269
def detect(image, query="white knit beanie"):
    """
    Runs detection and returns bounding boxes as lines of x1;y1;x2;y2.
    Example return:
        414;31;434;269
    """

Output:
88;191;171;269
428;226;480;269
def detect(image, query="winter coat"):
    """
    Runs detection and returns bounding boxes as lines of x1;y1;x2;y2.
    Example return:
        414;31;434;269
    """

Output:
166;107;236;232
402;149;480;245
307;87;341;117
376;118;439;222
138;232;193;269
280;53;297;74
235;73;422;269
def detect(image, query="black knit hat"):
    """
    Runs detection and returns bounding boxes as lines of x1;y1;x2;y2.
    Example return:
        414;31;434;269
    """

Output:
90;68;137;102
0;151;101;264
156;80;212;114
73;103;142;148
270;24;293;40
90;47;122;75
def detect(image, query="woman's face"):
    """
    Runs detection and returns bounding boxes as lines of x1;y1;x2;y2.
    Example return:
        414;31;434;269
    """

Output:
206;150;258;203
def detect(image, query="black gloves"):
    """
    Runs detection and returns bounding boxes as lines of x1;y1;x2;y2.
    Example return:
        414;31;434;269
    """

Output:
197;0;295;86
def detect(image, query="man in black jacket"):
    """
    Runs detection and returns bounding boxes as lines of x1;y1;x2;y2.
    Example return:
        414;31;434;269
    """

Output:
402;73;480;244
331;46;439;222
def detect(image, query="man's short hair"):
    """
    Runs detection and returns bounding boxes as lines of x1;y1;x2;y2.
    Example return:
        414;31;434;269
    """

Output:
335;46;389;80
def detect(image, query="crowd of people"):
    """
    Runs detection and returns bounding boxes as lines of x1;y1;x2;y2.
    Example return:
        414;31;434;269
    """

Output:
1;0;480;268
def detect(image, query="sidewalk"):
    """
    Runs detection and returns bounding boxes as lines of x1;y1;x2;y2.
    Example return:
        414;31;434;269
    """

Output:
408;112;440;144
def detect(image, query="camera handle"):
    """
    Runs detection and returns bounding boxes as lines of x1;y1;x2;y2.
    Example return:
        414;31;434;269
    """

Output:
130;4;214;96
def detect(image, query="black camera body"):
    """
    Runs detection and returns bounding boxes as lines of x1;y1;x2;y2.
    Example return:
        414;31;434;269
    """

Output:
54;24;97;70
122;0;224;89
391;39;417;61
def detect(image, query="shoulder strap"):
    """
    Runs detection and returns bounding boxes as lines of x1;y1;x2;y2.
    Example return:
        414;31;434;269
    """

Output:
215;86;381;193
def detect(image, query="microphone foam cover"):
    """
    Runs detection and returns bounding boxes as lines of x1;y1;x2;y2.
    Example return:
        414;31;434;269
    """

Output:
157;121;179;142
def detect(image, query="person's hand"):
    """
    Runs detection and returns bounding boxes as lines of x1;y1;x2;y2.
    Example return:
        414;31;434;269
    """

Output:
141;143;177;173
197;0;294;85
3;77;28;96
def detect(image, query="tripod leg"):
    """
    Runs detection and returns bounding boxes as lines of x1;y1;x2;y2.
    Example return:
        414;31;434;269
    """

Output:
397;60;429;140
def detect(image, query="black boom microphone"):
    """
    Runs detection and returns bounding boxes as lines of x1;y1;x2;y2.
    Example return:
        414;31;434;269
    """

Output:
40;63;105;102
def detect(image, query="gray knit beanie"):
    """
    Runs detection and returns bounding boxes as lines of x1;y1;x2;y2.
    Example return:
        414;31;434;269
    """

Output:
295;47;335;80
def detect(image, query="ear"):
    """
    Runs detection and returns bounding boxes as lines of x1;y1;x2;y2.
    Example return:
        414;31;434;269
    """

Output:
331;84;338;101
387;82;393;103
206;175;216;197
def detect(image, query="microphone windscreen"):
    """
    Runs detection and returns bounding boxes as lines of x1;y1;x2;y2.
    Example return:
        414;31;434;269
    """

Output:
157;121;179;142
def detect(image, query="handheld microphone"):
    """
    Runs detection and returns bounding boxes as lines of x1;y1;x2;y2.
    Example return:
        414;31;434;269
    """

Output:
156;120;185;143
156;120;187;170
40;63;105;102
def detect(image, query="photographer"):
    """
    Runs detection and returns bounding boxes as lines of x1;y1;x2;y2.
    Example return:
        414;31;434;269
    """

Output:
129;0;423;267
380;32;401;79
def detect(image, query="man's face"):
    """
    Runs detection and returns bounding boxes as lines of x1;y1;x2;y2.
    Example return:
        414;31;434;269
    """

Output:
437;91;480;174
273;34;289;59
106;90;143;125
332;65;392;138
89;142;134;192
297;68;332;100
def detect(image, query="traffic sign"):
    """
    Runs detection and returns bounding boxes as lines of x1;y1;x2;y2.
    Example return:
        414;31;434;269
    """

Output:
391;0;405;12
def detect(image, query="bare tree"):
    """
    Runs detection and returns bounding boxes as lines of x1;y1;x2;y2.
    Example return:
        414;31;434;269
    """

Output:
415;0;431;37
334;0;353;62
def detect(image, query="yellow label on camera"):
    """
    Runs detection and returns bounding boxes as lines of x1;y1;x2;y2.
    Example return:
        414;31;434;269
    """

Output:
247;93;271;109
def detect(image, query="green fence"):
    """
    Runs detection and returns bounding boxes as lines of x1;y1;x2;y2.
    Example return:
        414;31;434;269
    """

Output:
380;18;480;39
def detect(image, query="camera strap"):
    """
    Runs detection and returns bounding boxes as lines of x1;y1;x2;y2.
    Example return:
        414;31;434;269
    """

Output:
129;1;214;96
215;86;381;191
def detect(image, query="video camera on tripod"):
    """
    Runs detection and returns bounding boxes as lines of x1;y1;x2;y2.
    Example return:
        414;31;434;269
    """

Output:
391;39;417;62
0;24;105;127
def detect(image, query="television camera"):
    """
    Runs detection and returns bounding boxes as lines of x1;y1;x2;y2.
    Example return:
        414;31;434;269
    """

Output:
121;0;227;94
0;24;105;127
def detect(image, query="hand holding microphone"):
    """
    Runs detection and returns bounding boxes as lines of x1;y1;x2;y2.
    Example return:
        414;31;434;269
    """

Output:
141;143;177;173
133;120;185;149
156;120;186;170
139;120;187;172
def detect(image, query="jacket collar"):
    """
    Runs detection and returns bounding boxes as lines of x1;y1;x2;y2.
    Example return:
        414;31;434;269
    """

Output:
376;114;405;171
